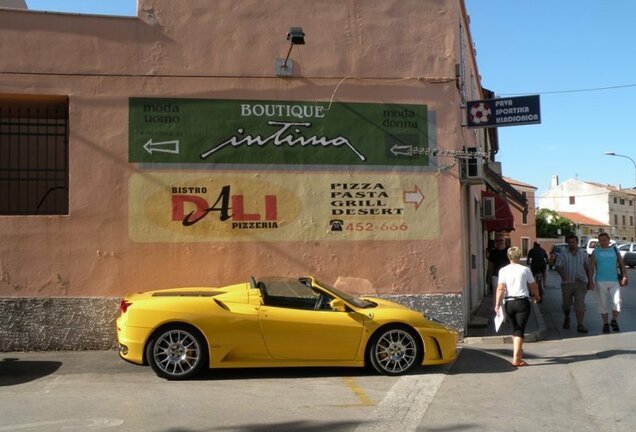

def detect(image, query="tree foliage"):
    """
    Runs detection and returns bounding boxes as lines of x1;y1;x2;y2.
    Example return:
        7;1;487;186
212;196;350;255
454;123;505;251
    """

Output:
535;208;575;238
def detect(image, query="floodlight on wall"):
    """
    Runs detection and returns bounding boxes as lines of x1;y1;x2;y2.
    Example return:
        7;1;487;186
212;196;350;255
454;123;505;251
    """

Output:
276;27;305;77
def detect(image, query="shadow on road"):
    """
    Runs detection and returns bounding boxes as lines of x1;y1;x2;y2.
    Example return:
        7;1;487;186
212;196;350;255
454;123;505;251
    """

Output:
208;420;362;432
529;348;636;365
448;347;518;374
195;366;374;381
188;363;449;381
0;357;62;386
154;420;362;432
456;346;636;371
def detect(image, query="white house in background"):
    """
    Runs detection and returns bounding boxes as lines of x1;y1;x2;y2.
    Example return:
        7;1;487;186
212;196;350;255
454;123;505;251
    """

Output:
538;176;636;241
556;211;609;243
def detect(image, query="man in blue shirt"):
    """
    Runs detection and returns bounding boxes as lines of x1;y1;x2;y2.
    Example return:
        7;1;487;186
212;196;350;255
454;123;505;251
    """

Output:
588;233;628;333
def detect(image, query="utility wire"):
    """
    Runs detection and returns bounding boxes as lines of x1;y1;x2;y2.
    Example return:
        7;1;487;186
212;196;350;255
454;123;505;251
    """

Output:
500;83;636;97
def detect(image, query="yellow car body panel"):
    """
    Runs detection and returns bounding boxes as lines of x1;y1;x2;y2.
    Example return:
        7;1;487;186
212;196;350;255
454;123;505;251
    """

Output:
116;276;458;375
258;307;366;360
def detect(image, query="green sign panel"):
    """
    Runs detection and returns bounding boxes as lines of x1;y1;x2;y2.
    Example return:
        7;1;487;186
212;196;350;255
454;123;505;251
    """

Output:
129;98;429;167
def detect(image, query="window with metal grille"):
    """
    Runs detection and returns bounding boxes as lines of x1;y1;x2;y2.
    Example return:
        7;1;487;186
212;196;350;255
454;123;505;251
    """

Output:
0;95;69;215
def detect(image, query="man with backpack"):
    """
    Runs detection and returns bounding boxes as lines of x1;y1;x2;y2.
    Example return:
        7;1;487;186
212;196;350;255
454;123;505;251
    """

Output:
588;232;627;333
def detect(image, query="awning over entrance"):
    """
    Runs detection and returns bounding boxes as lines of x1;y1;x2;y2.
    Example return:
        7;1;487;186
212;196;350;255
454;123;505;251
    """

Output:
483;164;528;212
481;190;515;232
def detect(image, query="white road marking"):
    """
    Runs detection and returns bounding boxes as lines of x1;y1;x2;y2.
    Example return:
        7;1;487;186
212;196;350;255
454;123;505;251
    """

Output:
42;376;62;394
0;418;124;431
353;373;445;432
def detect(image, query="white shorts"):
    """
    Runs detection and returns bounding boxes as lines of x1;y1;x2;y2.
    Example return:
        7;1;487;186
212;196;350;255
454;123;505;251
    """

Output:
595;281;622;315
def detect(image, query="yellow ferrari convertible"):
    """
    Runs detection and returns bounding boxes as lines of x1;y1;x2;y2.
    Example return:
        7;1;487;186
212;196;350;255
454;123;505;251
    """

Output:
116;276;458;379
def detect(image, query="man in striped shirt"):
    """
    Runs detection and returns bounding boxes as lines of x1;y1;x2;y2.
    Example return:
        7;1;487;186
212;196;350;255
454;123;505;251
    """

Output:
555;234;590;333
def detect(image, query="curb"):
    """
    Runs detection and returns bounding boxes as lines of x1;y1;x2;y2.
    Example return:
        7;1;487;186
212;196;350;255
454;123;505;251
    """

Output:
462;302;546;345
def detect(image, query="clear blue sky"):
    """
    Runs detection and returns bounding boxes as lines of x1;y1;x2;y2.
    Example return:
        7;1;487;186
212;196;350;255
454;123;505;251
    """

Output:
465;0;636;195
25;0;136;16
24;1;636;196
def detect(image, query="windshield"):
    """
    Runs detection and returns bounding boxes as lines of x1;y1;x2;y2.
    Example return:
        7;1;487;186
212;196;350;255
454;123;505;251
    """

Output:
311;278;375;308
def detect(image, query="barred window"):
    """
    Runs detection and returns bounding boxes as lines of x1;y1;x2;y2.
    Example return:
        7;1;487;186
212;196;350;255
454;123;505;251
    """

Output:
0;95;68;215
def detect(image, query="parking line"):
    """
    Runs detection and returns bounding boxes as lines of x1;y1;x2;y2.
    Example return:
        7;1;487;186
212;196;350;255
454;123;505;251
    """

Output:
341;377;376;406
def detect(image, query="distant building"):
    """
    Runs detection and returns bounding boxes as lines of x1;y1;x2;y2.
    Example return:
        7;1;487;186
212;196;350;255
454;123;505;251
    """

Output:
556;211;609;243
539;177;636;241
503;177;537;257
0;0;26;9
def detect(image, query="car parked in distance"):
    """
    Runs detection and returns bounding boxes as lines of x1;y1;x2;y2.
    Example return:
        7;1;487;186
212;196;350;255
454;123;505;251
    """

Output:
617;243;636;267
586;238;617;255
586;238;599;255
549;243;568;269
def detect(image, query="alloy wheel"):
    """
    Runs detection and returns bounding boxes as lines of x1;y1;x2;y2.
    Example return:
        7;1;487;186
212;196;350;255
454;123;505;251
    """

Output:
370;328;420;375
150;328;204;379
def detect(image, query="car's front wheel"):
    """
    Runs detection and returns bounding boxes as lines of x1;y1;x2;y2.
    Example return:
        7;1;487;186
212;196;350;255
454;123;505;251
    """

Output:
146;325;207;380
367;326;422;376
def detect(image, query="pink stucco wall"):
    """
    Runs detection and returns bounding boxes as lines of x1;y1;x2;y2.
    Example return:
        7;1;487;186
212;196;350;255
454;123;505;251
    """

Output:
0;0;482;298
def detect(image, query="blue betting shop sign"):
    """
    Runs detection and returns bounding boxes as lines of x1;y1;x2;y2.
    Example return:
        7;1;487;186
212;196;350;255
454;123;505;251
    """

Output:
466;95;541;128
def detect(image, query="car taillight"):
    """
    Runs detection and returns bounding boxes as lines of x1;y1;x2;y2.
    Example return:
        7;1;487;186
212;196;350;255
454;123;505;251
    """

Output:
119;299;132;314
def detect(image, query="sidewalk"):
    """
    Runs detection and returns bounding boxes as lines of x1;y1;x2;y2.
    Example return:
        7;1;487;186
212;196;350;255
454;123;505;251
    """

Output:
463;269;554;344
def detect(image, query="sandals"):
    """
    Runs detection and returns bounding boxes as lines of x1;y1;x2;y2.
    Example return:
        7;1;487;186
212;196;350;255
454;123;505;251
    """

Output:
611;320;620;332
512;360;529;367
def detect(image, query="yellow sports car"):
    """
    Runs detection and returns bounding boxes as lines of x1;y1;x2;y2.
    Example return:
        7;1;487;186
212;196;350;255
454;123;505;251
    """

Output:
116;276;458;379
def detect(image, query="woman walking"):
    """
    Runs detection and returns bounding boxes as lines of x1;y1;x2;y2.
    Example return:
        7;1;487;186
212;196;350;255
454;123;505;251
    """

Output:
494;247;541;367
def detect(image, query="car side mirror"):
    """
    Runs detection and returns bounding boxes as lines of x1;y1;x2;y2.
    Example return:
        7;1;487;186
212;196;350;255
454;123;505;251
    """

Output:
330;299;347;312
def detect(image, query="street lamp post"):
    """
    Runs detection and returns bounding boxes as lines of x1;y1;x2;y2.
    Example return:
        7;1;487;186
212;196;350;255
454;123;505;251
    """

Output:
605;151;636;241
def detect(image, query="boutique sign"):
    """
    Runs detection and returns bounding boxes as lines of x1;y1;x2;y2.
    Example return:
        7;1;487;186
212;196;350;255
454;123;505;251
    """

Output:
129;98;430;168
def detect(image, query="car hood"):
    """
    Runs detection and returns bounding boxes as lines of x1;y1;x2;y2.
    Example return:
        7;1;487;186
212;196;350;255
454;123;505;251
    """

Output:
359;296;452;329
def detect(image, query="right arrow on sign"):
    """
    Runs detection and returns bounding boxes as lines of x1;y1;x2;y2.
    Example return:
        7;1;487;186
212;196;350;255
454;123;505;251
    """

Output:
403;185;424;209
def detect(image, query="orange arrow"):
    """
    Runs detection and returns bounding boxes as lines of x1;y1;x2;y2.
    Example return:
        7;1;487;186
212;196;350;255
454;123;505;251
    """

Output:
403;185;424;209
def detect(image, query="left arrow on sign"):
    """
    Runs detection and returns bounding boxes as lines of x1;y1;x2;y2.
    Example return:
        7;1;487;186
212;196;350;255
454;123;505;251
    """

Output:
390;144;413;157
143;139;180;155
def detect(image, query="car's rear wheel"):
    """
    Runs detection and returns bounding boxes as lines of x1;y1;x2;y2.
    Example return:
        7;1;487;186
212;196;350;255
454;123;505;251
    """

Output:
146;325;207;380
368;326;422;376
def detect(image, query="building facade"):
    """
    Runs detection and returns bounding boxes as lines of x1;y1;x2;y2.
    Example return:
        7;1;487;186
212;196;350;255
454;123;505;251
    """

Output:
556;211;609;243
503;177;537;257
0;0;524;350
539;177;636;242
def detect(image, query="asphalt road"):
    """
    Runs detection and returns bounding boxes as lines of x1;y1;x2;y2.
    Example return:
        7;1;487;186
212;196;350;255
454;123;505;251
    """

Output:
1;269;635;432
423;268;636;431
